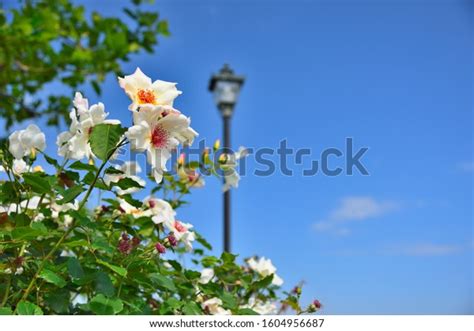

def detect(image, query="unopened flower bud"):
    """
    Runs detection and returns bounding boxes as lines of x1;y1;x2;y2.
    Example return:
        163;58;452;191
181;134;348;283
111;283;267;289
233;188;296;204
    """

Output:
131;237;141;247
313;299;322;309
29;148;37;161
213;139;220;151
155;242;166;254
292;286;302;295
167;234;177;247
202;148;210;163
13;256;24;267
118;238;132;255
178;153;185;166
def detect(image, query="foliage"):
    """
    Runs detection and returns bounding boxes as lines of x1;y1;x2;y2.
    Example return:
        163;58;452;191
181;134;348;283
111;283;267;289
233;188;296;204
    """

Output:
0;67;320;315
0;0;169;129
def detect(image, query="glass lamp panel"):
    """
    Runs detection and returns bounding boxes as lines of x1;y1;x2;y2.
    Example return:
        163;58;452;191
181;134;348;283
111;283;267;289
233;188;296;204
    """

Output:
214;80;240;105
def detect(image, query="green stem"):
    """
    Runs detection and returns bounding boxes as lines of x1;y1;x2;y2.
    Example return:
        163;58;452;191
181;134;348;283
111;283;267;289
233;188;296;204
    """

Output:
13;140;125;313
0;276;11;307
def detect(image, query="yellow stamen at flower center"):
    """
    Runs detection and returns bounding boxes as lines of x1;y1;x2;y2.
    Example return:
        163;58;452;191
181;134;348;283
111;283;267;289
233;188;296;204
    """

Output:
137;89;156;104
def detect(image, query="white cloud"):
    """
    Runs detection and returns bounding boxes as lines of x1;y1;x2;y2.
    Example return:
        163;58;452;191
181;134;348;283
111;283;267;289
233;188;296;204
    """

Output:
313;196;399;235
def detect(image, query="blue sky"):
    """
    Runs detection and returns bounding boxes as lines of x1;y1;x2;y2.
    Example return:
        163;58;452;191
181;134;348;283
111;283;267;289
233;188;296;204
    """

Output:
5;0;473;314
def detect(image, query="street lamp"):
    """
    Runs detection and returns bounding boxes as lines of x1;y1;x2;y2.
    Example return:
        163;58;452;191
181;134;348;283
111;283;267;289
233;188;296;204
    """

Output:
208;64;245;253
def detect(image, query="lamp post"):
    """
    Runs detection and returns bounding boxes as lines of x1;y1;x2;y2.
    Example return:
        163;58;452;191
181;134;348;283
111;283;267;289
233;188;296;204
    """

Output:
208;64;245;253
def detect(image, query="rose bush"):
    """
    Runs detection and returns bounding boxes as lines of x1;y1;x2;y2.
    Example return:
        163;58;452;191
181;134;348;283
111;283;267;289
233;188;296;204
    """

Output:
0;69;319;315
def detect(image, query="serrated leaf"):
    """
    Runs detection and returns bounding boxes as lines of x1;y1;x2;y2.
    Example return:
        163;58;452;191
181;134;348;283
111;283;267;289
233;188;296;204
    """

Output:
89;124;125;161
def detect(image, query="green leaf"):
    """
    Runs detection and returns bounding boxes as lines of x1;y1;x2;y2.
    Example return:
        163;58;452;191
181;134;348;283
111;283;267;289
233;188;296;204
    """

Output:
83;172;109;190
12;225;48;240
16;301;43;315
89;124;125;161
184;270;201;280
165;260;182;271
58;185;84;204
238;308;259;315
39;269;67;288
150;273;177;292
182;302;202;315
70;160;96;172
63;239;89;248
120;194;142;208
43;154;59;168
165;297;182;310
97;260;127;277
113;177;143;190
22;173;51;194
201;256;219;268
92;237;115;254
89;294;123;315
67;257;84;279
221;292;237;309
14;213;31;227
157;20;170;36
105;167;124;175
94;272;115;297
0;307;13;315
253;274;274;289
0;182;20;203
91;80;101;95
196;232;212;250
221;252;237;264
45;288;70;314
